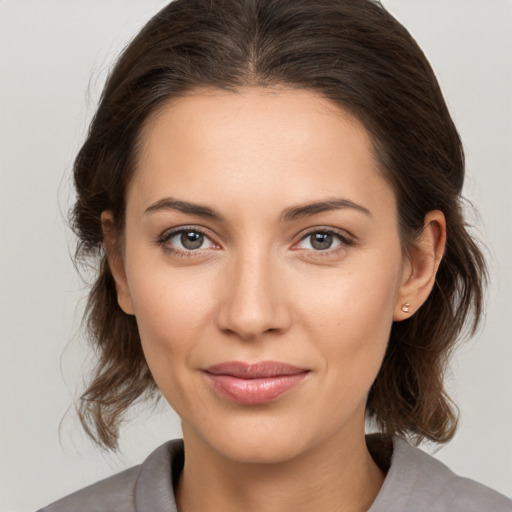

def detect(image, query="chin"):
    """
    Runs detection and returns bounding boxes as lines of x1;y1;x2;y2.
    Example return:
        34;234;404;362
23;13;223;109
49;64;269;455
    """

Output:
213;432;310;465
184;412;315;465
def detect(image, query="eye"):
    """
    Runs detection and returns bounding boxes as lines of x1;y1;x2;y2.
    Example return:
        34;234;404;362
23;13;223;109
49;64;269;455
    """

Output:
160;228;215;252
295;229;353;252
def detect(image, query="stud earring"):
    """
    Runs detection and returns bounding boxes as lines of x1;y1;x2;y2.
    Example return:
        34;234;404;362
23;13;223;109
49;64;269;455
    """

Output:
401;303;411;313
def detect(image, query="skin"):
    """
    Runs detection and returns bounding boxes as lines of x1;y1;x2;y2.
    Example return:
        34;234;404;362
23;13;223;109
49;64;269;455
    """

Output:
103;87;446;512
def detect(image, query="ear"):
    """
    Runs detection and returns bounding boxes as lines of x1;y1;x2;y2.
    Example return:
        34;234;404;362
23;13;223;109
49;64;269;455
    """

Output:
393;210;446;321
101;211;135;315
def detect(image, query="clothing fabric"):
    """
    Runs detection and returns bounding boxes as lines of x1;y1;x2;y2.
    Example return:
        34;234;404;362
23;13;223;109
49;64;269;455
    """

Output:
38;436;511;512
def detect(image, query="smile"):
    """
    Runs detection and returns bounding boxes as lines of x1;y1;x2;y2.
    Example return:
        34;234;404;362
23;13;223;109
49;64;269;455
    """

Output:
203;361;311;405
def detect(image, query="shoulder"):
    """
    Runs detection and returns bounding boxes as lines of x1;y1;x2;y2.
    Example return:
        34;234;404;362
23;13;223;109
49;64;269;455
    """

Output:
369;436;512;512
36;465;142;512
37;439;183;512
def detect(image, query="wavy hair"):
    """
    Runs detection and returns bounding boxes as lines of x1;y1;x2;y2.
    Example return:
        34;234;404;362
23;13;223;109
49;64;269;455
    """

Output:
71;0;486;449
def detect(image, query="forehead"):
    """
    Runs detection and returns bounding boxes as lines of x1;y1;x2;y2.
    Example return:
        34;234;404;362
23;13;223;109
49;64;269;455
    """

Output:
139;86;369;163
129;86;395;220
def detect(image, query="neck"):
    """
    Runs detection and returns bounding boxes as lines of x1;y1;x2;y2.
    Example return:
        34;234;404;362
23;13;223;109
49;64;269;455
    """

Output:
175;427;385;512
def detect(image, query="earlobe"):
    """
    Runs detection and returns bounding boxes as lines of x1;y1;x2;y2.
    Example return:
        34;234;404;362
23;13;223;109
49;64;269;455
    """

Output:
393;210;446;321
101;211;135;315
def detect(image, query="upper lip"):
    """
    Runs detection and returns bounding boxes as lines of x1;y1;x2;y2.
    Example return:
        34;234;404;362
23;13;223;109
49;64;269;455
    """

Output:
204;361;309;379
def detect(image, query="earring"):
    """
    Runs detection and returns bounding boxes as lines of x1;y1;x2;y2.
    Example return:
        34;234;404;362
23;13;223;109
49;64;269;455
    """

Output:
401;303;411;313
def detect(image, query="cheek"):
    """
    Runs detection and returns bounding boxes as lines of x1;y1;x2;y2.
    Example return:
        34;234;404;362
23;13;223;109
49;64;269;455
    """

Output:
291;255;402;387
295;256;401;335
125;260;216;379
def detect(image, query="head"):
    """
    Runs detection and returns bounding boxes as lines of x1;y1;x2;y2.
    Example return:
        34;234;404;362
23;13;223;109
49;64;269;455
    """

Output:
73;0;485;452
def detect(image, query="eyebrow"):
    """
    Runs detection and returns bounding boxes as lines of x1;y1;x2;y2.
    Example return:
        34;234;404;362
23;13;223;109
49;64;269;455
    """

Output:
144;197;225;221
144;196;372;222
280;198;372;222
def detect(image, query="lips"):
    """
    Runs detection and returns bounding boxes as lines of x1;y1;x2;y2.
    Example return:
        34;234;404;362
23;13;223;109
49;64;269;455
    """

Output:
203;361;310;405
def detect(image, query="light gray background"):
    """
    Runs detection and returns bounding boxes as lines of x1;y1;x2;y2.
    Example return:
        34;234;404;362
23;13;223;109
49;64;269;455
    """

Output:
1;1;511;510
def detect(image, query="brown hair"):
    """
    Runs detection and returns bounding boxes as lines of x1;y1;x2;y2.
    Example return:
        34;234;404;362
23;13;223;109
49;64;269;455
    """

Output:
73;0;486;450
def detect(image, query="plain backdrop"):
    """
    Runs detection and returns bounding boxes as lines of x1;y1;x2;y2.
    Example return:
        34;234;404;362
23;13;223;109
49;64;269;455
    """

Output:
1;1;511;510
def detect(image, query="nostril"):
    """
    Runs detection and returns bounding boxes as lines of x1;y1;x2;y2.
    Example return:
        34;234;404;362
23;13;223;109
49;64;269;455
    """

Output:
214;263;293;340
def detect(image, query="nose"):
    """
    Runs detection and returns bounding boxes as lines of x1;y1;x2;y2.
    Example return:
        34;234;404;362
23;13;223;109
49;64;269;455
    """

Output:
215;246;292;341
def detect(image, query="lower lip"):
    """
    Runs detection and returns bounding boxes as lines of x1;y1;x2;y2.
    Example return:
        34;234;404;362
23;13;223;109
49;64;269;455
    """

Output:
205;373;309;405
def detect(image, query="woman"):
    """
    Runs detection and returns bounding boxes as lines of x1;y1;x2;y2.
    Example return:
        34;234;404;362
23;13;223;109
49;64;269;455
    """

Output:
38;0;511;510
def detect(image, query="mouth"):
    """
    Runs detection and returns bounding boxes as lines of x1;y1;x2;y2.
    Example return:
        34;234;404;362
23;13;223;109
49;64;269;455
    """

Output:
203;361;311;405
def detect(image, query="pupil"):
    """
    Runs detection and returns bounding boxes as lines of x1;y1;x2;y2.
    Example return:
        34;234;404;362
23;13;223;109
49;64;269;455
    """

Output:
181;231;203;250
311;232;333;250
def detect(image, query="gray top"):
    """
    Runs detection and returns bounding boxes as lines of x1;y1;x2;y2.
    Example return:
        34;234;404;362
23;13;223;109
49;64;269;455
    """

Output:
38;436;511;512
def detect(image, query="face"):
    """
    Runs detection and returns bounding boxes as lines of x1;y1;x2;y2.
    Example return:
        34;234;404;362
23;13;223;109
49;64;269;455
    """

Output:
109;87;414;463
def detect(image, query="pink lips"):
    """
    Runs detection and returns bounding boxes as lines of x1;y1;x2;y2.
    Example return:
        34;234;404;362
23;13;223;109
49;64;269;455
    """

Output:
203;361;310;405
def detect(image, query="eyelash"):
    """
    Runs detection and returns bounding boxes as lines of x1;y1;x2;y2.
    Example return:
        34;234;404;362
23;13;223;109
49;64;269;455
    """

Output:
156;226;356;259
294;228;356;259
156;225;217;259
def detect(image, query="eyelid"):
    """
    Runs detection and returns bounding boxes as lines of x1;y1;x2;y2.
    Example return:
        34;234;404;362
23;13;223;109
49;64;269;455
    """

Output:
157;225;221;253
295;226;355;244
292;226;357;263
156;224;356;258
